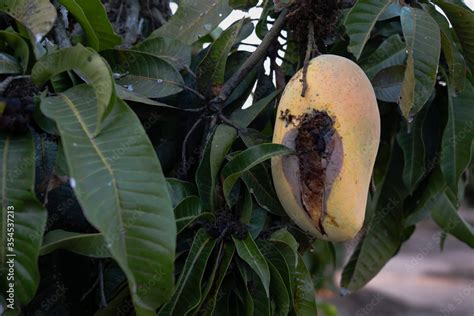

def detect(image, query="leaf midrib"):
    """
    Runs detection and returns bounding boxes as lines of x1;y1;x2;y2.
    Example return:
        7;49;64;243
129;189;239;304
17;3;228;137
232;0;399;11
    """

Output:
59;93;126;255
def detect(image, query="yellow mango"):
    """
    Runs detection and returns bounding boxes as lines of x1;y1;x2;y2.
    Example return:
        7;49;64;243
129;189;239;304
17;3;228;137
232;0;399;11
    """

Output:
271;54;380;242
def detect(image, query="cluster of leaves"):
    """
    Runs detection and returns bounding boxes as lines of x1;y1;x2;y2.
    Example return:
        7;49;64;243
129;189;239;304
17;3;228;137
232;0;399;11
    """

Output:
0;0;472;315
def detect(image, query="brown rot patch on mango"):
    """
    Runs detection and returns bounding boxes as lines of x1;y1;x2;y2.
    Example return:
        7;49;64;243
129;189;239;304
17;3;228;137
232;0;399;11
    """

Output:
294;109;343;234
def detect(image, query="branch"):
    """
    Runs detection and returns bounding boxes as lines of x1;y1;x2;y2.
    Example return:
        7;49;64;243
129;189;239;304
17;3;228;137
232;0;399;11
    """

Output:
301;21;315;97
123;0;141;47
210;8;288;106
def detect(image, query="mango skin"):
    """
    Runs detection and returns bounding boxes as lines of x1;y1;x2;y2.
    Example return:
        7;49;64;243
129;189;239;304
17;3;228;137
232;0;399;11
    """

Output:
272;54;380;242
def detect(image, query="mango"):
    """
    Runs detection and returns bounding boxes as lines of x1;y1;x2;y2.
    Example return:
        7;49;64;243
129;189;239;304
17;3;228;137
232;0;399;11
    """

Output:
271;55;380;242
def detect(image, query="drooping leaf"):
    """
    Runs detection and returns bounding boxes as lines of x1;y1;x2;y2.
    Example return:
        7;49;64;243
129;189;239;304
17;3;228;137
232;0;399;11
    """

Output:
362;34;407;80
230;90;281;128
399;7;441;119
378;3;402;21
431;193;474;248
197;20;244;95
341;143;407;292
221;144;293;205
166;178;197;207
40;230;109;258
102;49;183;99
397;106;427;192
0;133;47;308
233;233;271;297
151;0;232;45
440;79;474;197
200;243;235;316
134;37;191;70
239;186;253;224
268;261;290;316
344;0;394;59
237;260;271;316
60;0;122;50
196;124;237;212
115;85;178;109
0;52;21;74
32;45;115;134
0;0;56;42
434;0;474;70
0;30;29;72
158;229;217;316
241;164;286;216
174;196;208;233
292;255;317;315
372;64;405;102
423;3;466;92
40;85;175;315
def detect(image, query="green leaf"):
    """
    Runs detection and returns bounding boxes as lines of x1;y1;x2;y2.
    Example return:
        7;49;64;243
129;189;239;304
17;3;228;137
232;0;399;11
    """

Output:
372;64;405;102
423;3;466;92
197;20;244;95
115;85;177;109
434;0;474;70
432;193;474;248
233;233;271;297
1;133;47;307
237;260;271;316
57;0;99;50
151;0;232;45
292;255;317;315
59;0;122;51
0;30;30;72
248;207;267;239
32;45;115;134
0;0;56;42
241;164;285;216
440;79;474;197
200;243;235;316
134;37;191;70
166;178;197;207
341;143;407;292
399;7;441;119
40;230;110;258
344;0;394;59
39;85;175;315
379;3;402;21
102;49;183;99
397;107;427;192
0;52;21;74
174;196;207;233
230;90;281;128
268;261;291;316
404;168;446;227
239;186;253;224
221;143;293;206
158;229;217;316
196;124;238;211
362;34;407;79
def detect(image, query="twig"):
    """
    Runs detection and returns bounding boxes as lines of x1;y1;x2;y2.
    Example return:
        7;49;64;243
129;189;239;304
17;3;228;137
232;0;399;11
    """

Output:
219;113;242;132
164;80;206;101
301;21;315;97
209;8;288;107
181;117;204;174
115;2;124;24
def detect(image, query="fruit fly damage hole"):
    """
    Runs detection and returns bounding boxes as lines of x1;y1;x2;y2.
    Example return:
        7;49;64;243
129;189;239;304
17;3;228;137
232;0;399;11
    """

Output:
290;109;343;235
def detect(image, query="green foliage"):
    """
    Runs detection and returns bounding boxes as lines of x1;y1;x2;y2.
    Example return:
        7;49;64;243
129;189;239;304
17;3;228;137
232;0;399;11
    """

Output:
1;0;473;315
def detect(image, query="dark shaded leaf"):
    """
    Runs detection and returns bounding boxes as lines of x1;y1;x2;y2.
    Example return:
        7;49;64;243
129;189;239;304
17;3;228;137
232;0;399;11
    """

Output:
233;233;271;297
362;34;407;79
134;37;191;70
292;255;317;315
399;7;441;119
158;229;216;315
344;0;394;59
0;30;29;72
372;64;405;102
40;230;109;258
151;0;232;45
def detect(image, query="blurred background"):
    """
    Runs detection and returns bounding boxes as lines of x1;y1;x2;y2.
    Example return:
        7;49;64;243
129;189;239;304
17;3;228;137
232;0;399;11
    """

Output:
204;1;474;315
